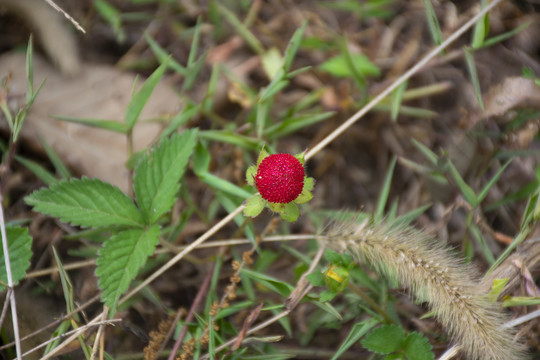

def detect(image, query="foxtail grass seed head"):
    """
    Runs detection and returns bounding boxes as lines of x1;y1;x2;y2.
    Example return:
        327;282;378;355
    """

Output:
323;218;526;360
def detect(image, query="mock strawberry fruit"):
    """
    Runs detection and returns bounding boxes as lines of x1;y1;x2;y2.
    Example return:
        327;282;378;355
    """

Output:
244;147;314;222
255;154;304;203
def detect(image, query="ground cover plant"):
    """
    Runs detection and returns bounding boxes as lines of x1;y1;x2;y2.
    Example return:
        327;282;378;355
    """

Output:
1;0;540;359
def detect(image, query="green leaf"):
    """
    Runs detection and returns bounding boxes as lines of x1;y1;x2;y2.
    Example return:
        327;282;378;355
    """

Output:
15;155;58;185
26;34;34;103
391;81;407;121
471;0;489;49
489;278;509;302
245;165;257;186
319;53;380;78
283;21;307;72
391;203;432;227
306;271;325;287
216;3;264;55
446;159;477;206
361;324;405;355
96;225;161;316
331;318;380;360
144;33;186;75
94;0;125;43
134;130;197;224
257;146;270;166
262;47;283;79
53;116;129;134
52;248;76;314
124;59;169;129
294;188;312;205
198;172;252;199
281;202;299;222
411;138;439;165
304;177;314;192
423;0;443;46
264;112;334;140
193;140;211;175
243;194;265;217
481;21;531;49
319;290;337;302
403;332;434;360
375;156;397;222
37;136;71;179
160;103;200;140
464;47;484;110
25;177;143;228
241;268;294;297
198;130;260;150
503;296;540;307
0;226;32;291
477;159;512;204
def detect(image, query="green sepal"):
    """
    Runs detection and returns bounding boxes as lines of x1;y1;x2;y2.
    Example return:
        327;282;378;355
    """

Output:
267;202;285;213
281;202;299;222
246;165;257;186
243;194;265;218
294;188;313;204
304;176;315;192
294;151;306;165
256;146;270;166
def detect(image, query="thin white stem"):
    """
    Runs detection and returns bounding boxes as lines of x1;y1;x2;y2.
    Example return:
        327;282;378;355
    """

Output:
502;308;540;329
200;310;292;360
304;0;504;162
0;199;21;360
90;307;108;360
23;318;120;359
438;345;460;360
200;247;323;359
25;234;316;279
42;0;86;33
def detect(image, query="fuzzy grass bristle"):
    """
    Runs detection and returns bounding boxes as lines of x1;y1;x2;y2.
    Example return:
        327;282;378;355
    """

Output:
322;218;525;360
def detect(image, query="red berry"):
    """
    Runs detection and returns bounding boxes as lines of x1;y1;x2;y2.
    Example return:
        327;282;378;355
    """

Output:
255;154;305;203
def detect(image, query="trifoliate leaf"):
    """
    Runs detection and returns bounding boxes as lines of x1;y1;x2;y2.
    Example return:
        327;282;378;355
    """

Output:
25;177;143;228
95;225;160;316
361;324;405;355
0;226;32;290
404;332;434;360
243;194;265;217
134;129;197;224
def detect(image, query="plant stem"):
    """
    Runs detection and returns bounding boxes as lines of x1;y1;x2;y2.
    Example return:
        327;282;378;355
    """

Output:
0;198;22;360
